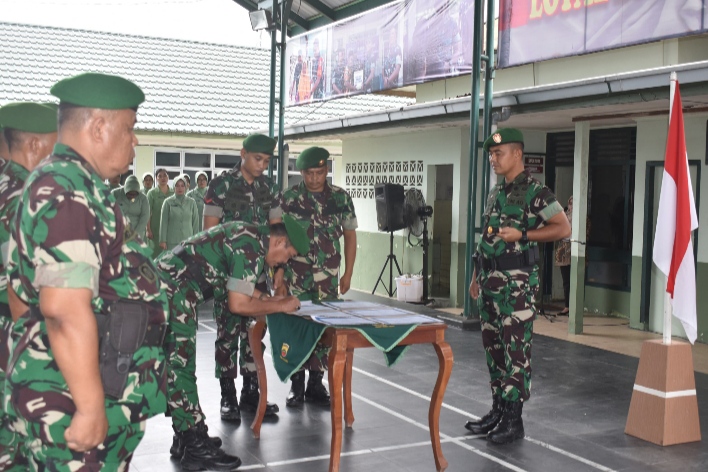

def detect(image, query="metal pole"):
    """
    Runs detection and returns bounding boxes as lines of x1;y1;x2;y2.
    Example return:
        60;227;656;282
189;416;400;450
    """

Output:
268;28;277;178
277;0;292;187
481;0;495;200
463;0;486;319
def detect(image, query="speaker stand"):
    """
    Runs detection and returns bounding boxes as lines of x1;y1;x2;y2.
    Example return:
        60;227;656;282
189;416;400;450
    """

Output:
373;231;402;297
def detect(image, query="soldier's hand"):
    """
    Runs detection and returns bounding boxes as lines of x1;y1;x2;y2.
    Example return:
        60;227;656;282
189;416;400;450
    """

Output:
340;272;352;295
159;242;167;250
65;409;108;452
497;226;522;243
282;296;301;313
469;279;480;300
146;227;152;239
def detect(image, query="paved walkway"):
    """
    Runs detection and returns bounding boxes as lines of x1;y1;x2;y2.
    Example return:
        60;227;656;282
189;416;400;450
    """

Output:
131;291;707;471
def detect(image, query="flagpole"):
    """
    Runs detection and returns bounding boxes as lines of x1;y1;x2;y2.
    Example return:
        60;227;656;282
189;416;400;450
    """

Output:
663;72;678;345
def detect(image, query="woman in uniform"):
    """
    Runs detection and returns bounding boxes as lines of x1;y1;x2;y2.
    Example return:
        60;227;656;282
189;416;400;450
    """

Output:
147;168;173;257
159;174;199;252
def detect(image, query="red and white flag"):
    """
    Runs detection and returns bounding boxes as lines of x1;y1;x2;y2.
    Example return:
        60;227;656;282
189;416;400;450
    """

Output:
652;77;698;344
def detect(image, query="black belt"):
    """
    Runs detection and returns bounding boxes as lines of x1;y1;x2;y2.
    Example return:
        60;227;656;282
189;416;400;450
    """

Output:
172;244;215;302
29;305;166;347
0;302;10;319
477;253;533;272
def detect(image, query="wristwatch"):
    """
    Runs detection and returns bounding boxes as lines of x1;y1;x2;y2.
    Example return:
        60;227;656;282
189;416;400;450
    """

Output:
520;229;529;244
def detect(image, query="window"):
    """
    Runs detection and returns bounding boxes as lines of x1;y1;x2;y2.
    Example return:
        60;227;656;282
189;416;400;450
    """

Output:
154;149;241;185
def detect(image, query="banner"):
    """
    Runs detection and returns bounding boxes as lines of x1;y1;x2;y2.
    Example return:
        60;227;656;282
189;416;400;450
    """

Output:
499;0;708;68
285;0;475;107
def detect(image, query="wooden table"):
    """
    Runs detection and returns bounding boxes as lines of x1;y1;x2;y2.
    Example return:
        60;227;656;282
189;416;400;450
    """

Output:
249;320;453;472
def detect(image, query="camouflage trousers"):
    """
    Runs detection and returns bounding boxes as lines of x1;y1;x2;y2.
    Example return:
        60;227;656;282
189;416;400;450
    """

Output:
0;314;28;472
477;268;537;402
213;298;258;379
165;281;206;432
13;419;144;472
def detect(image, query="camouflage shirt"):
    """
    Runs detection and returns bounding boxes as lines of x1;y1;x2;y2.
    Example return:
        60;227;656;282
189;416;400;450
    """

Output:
7;143;169;425
476;170;564;261
280;181;357;298
156;222;268;303
203;161;282;224
0;160;28;308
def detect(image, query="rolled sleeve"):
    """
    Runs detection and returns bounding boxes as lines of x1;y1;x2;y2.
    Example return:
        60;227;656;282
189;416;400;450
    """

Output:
227;277;255;297
35;262;100;297
269;206;283;221
203;204;223;219
539;201;564;222
343;217;358;231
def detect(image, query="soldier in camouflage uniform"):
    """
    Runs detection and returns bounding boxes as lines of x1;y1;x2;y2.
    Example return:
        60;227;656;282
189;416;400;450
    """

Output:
3;73;170;470
0;102;58;472
203;133;283;420
155;217;306;470
279;146;357;407
465;128;569;445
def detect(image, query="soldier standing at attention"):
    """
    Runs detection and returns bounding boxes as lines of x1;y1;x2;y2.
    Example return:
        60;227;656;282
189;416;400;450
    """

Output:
112;174;150;239
156;216;307;470
465;128;570;444
0;102;58;472
279;146;357;407
203;133;282;421
4;73;170;469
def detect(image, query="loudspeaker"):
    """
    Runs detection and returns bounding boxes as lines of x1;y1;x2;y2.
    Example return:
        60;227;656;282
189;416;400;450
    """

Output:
375;183;406;232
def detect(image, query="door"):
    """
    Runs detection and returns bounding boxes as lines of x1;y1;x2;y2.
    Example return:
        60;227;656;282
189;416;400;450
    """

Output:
641;160;701;334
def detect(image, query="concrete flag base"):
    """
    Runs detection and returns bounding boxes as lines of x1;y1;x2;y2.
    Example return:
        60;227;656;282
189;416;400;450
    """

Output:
625;339;701;446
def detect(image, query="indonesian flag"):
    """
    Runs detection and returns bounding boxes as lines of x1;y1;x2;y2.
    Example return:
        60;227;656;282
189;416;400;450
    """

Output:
652;78;698;344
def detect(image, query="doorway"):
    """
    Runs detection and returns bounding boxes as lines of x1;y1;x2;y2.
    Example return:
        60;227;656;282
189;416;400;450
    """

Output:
431;165;453;299
641;160;701;333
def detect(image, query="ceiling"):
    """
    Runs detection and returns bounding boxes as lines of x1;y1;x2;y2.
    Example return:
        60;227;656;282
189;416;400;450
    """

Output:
231;0;400;36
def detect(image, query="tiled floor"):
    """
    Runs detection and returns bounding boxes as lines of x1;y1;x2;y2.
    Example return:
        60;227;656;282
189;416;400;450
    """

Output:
132;291;707;471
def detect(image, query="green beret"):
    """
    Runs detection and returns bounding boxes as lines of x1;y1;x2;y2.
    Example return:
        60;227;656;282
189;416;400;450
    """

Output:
282;214;309;256
242;134;276;155
124;175;140;192
296;146;329;170
483;128;524;153
0;102;58;134
50;73;145;110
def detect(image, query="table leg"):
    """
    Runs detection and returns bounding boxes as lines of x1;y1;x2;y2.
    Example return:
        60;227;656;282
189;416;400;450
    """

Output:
344;348;355;428
327;332;347;472
430;340;453;472
249;319;267;439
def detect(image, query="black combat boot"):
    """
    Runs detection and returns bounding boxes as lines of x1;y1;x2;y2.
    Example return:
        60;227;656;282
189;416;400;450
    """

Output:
304;371;330;406
487;401;525;445
219;377;241;422
180;428;242;471
464;394;505;434
239;375;279;416
170;422;223;459
285;371;306;407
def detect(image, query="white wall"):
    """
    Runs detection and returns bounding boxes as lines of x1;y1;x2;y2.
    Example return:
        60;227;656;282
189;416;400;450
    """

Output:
343;127;467;241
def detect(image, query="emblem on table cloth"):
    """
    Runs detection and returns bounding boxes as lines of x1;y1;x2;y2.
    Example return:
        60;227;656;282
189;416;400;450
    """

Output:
281;343;290;359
